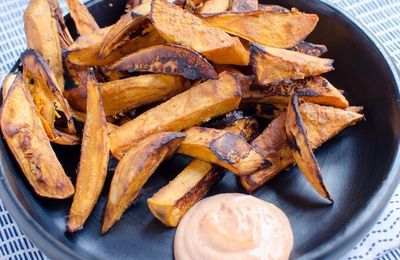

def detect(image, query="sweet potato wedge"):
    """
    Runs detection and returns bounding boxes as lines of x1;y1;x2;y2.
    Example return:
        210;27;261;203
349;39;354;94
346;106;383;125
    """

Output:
241;102;363;192
66;0;100;36
24;0;64;89
64;74;187;116
21;49;77;143
178;127;270;175
70;108;118;132
107;44;217;80
147;117;258;227
228;0;258;12
150;0;249;65
0;75;74;199
67;72;110;233
196;0;230;14
242;76;349;108
257;4;289;13
102;132;185;233
49;0;74;49
290;41;328;57
109;71;241;159
202;11;318;48
285;95;333;202
250;43;334;85
66;24;166;66
1;73;17;101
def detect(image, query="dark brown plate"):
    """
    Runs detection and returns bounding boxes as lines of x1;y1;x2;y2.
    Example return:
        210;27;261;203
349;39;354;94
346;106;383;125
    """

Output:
1;0;400;259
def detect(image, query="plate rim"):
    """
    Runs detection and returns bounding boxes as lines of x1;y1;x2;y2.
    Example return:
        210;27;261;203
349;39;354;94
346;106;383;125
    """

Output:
0;0;400;259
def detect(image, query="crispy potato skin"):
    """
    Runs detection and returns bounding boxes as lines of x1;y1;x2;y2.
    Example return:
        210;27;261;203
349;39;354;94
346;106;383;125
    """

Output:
250;43;334;85
109;72;241;159
0;75;74;199
67;24;166;66
178;127;270;175
150;0;249;65
67;72;110;233
202;11;318;48
21;49;77;143
258;4;289;13
290;41;328;57
228;0;258;12
242;76;349;108
108;44;218;80
241;102;363;191
102;132;186;233
64;74;187;116
1;73;17;101
285;95;332;202
66;0;100;36
24;0;64;89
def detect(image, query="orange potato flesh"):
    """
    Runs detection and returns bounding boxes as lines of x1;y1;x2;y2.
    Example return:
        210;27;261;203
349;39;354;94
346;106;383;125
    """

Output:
241;102;363;192
285;95;333;203
64;74;187;116
202;11;318;48
109;71;242;159
108;44;217;80
70;108;118;132
67;72;110;233
24;0;64;89
242;76;349;108
66;0;100;36
102;132;185;233
251;43;334;85
150;0;249;65
1;73;17;101
0;75;74;199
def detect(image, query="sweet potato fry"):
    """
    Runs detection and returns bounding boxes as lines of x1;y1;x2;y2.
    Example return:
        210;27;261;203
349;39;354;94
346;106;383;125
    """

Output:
241;102;363;192
0;75;74;199
108;44;217;80
178;127;269;175
250;43;334;85
202;11;318;48
49;0;74;48
66;0;100;36
150;0;249;65
21;49;76;141
67;72;110;233
64;74;187;116
102;132;185;233
70;108;118;132
285;95;333;202
66;24;166;66
196;0;230;14
147;117;258;227
24;0;64;89
242;76;349;108
1;73;17;101
290;41;328;57
228;0;258;12
109;72;241;159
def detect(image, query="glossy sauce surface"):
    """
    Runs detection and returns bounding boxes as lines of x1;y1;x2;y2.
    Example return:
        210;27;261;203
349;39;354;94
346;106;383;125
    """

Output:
174;193;293;260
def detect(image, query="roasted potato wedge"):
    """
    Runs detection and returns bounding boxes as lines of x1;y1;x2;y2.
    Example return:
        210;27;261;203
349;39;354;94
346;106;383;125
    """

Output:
285;95;333;202
202;11;318;49
64;74;187;116
21;49;77;142
250;43;334;85
196;0;230;14
109;71;241;159
24;0;64;89
242;76;349;108
66;0;100;36
102;132;186;233
290;41;328;57
67;24;166;66
0;75;74;199
178;127;270;175
49;0;74;48
228;0;258;12
67;72;110;233
241;102;363;192
150;0;249;65
147;117;258;227
1;73;17;101
108;44;217;80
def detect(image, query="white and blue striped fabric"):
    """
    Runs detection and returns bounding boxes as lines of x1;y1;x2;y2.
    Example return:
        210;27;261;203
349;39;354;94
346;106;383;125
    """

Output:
0;0;399;259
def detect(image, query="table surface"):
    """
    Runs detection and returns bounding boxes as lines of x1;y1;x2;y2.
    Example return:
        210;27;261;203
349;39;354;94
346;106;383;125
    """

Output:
0;0;399;259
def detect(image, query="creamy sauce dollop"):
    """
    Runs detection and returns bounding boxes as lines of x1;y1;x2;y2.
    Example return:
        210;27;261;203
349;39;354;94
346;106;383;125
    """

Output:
174;193;293;260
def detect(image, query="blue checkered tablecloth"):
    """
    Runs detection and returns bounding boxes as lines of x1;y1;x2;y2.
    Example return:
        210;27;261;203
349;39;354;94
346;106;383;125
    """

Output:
0;0;399;259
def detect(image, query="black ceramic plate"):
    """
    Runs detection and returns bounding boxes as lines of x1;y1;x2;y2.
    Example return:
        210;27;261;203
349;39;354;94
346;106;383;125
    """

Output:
1;0;400;259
